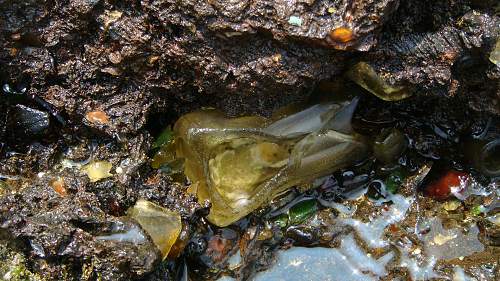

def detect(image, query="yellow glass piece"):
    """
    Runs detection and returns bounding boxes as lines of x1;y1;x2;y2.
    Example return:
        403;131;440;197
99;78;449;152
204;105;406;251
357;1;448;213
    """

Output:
209;141;289;203
347;62;412;101
82;161;113;182
127;199;182;260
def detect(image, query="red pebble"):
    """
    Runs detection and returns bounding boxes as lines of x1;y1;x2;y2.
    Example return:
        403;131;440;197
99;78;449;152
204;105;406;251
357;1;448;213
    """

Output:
425;171;468;200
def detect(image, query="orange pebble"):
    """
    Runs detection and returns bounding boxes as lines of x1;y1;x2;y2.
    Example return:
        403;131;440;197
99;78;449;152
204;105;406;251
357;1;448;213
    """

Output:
86;110;109;124
389;224;399;233
329;27;354;43
51;178;67;196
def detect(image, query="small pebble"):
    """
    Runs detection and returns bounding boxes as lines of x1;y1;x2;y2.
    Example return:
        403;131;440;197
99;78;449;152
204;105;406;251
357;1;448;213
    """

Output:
83;161;113;182
108;52;122;64
86;110;110;125
288;16;303;26
51;178;67;196
10;33;21;40
272;53;282;63
101;67;121;76
329;27;354;43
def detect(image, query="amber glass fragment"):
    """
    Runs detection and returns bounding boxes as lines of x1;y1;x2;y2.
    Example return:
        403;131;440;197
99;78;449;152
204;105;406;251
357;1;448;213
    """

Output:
128;199;182;259
174;100;368;226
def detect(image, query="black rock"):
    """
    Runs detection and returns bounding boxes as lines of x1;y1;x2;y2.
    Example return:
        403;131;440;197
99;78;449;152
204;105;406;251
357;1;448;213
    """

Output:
7;104;49;139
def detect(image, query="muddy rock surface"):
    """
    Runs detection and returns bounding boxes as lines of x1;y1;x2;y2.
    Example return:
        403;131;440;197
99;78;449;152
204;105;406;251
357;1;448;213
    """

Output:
2;0;497;136
0;0;499;280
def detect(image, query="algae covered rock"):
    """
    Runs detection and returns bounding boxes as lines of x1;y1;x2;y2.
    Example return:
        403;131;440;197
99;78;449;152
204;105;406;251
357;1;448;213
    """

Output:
0;244;42;281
